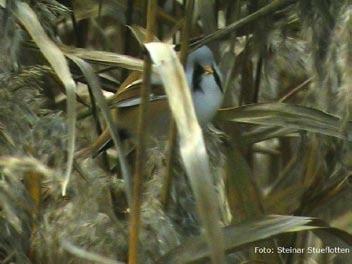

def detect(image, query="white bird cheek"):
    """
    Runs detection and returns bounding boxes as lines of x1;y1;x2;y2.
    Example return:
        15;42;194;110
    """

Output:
193;76;223;125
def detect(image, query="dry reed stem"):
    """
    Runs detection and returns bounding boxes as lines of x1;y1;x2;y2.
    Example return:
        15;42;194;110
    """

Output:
128;1;158;263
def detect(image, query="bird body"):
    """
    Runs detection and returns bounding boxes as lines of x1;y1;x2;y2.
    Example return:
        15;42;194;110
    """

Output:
76;46;223;158
115;95;170;142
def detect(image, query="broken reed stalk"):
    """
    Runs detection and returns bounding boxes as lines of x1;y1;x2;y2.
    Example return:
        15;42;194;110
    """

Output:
128;1;157;264
161;0;195;209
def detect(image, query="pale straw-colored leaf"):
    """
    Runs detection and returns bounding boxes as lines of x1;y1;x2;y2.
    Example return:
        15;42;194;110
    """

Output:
62;46;146;72
128;25;160;46
145;42;224;264
13;2;76;196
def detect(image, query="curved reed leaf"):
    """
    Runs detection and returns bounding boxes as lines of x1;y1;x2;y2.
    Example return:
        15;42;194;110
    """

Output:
13;2;77;196
67;55;132;206
218;103;351;140
242;126;298;144
63;46;146;72
159;215;352;263
145;42;225;264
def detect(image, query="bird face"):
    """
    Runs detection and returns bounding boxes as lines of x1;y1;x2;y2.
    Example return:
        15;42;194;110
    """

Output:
186;46;223;125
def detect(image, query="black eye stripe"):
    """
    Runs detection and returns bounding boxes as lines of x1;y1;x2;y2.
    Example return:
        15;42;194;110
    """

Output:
192;62;204;93
212;65;223;93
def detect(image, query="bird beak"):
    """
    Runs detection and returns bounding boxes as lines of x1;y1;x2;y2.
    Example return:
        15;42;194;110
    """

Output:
202;65;214;75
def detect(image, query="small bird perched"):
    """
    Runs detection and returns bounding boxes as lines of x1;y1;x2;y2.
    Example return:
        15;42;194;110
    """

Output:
77;46;223;158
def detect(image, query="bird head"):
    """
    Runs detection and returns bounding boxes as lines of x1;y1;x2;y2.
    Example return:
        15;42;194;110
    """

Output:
186;46;224;124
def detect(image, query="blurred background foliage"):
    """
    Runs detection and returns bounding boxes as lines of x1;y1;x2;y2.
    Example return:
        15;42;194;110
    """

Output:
0;0;352;263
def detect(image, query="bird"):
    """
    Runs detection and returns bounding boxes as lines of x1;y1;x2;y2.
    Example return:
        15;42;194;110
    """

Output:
76;46;223;159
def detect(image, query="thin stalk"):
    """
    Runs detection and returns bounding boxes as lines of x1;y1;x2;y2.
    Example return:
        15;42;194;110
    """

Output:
215;0;219;25
279;77;314;102
70;10;79;46
128;1;157;264
122;0;135;80
179;0;194;65
223;0;241;95
246;55;262;169
161;0;194;209
253;56;263;103
69;0;89;48
191;0;295;50
157;8;178;25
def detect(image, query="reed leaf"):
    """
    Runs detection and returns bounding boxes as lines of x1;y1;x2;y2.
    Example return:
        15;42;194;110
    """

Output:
159;215;352;263
145;42;225;264
63;46;146;72
67;55;132;206
218;103;351;140
13;1;77;196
